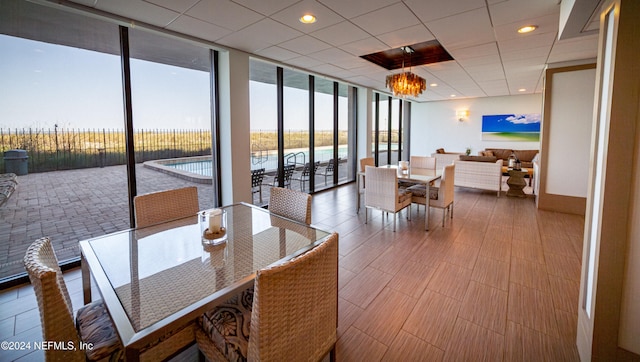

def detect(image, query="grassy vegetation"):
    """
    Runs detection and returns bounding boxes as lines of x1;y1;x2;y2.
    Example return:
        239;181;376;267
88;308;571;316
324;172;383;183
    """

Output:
1;128;353;173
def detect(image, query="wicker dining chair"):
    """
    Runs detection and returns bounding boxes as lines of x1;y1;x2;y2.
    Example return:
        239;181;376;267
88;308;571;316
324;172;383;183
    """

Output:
407;164;456;227
364;165;412;232
269;186;312;225
24;237;124;362
357;157;375;212
134;186;199;228
196;232;338;362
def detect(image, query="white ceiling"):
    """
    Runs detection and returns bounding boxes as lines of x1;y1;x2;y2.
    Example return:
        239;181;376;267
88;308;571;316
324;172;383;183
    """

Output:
65;0;601;102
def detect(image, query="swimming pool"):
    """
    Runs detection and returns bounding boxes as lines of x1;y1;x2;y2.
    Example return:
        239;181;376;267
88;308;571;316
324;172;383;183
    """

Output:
145;146;349;182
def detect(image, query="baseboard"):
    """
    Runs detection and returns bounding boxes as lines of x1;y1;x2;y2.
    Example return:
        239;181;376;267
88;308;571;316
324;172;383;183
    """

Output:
537;193;586;215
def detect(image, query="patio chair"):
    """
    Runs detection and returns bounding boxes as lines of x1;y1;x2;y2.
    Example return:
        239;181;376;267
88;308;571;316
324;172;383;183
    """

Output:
318;158;339;185
196;232;338;362
407;164;455;227
269;186;312;224
266;164;296;189
24;237;123;361
251;168;266;203
293;161;320;191
134;186;199;228
364;165;412;232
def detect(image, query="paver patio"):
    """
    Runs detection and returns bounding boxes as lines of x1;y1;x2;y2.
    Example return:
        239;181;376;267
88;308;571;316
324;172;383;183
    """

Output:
0;163;350;279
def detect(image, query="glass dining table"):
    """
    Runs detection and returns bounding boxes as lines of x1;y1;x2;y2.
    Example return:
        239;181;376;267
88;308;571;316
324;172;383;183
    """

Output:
80;202;331;361
357;164;442;231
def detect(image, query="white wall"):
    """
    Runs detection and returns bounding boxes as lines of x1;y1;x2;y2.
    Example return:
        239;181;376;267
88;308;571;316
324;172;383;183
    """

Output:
410;94;543;156
547;68;596;197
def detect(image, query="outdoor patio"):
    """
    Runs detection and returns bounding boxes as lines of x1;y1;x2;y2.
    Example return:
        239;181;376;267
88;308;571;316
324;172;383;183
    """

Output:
0;163;350;279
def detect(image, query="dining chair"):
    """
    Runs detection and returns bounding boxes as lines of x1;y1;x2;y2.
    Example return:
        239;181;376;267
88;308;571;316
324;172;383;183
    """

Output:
410;155;436;170
24;237;124;362
251;168;266;204
269;186;312;224
407;164;455;227
364;165;412;232
196;232;338;362
133;186;199;228
357;157;375;212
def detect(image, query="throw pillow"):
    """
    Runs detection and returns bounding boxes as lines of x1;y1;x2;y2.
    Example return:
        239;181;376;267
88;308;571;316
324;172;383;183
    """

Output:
484;150;494;157
436;148;445;154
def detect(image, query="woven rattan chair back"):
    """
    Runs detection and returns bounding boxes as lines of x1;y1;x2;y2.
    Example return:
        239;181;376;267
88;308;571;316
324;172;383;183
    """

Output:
269;186;312;224
134;186;199;228
24;237;85;362
410;155;436;170
248;232;338;361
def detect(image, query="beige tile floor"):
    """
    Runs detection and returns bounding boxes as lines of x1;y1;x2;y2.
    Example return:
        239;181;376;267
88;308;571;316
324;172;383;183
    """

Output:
0;182;583;361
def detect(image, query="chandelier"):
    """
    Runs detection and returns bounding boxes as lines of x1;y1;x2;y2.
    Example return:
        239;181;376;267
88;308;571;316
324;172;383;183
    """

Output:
385;46;426;98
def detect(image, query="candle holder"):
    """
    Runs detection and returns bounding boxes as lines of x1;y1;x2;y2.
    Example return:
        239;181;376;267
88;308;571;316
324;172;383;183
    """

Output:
201;209;227;245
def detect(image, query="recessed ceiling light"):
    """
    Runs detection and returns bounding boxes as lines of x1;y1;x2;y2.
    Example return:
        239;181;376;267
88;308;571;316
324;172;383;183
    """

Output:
517;25;537;33
300;14;316;24
430;83;438;87
450;94;456;97
518;88;527;92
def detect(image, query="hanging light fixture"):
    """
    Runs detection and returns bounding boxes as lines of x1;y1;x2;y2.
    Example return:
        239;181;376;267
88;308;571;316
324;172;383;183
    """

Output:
385;46;426;98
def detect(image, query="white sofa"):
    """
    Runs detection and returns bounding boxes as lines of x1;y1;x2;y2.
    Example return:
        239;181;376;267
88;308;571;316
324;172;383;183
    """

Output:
453;159;502;197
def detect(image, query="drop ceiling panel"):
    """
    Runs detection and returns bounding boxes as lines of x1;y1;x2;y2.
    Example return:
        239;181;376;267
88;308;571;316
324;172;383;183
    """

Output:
286;55;325;68
309;47;356;63
230;0;300;16
446;42;499;61
498;31;556;53
270;0;344;33
425;7;495;51
166;15;233;42
405;0;486;23
494;13;559;42
316;0;397;19
145;0;200;13
95;0;179;27
278;35;332;54
375;24;435;49
217;18;302;52
310;21;371;47
255;46;301;61
489;0;560;26
351;3;421;36
339;37;390;57
457;53;502;67
185;0;263;31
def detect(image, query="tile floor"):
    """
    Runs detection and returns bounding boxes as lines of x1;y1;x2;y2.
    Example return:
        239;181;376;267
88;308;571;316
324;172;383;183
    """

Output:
0;182;583;361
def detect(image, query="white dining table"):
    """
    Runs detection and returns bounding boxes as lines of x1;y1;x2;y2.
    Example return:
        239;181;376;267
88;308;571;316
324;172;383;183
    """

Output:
357;164;442;231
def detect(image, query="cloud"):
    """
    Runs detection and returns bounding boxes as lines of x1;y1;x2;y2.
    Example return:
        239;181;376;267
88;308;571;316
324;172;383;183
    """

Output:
506;113;541;124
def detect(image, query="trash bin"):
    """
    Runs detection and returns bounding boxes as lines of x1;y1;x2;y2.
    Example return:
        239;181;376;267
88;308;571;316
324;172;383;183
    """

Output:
97;148;106;168
4;149;29;175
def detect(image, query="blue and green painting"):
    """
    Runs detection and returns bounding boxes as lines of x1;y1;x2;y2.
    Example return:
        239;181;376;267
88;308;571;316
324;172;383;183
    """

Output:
482;114;541;141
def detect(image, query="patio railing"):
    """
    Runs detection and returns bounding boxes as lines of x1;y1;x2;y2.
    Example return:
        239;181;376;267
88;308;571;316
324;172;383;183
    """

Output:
0;127;212;173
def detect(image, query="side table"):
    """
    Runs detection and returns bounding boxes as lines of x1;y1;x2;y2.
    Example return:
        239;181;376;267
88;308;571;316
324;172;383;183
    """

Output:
506;169;528;197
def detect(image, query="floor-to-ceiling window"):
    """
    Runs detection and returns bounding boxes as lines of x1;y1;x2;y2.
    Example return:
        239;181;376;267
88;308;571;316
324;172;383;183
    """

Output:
372;92;407;166
128;28;214;208
0;1;217;283
249;59;356;198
